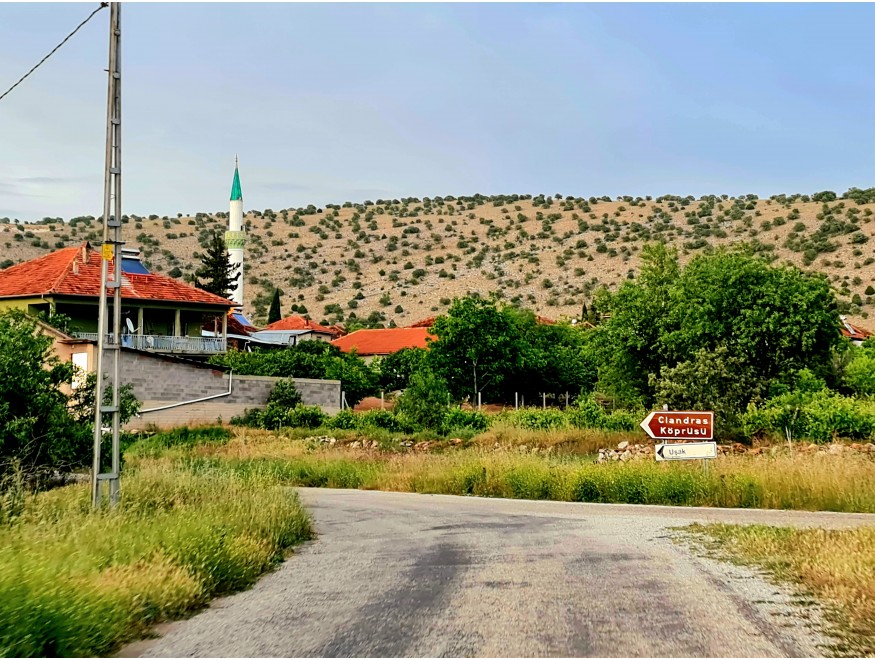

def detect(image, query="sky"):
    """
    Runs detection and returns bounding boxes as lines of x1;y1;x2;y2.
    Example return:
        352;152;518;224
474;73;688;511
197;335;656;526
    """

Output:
2;2;875;221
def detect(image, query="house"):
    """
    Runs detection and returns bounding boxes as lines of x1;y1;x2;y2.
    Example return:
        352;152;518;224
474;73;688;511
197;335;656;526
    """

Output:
841;316;873;347
0;242;235;357
330;327;435;363
263;315;340;341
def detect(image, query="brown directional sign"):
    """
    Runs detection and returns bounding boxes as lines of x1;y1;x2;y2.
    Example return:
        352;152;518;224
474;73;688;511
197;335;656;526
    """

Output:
640;411;714;440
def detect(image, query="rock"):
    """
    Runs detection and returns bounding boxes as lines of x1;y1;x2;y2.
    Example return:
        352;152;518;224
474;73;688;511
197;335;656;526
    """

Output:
610;452;620;461
350;441;360;449
451;438;463;445
620;450;632;462
865;443;875;453
617;440;629;451
370;440;379;449
828;444;844;455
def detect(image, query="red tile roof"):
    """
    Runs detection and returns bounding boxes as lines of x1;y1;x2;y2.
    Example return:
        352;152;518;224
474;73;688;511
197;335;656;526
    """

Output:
841;317;873;341
0;243;234;307
330;327;435;356
264;315;340;336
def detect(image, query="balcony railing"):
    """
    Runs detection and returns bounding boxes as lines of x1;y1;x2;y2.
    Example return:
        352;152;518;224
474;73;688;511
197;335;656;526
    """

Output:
72;333;226;354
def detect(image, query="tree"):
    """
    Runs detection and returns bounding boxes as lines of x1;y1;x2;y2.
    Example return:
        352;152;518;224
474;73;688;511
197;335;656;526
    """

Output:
267;288;282;325
394;368;449;430
652;346;760;436
0;310;79;475
0;312;137;479
378;347;427;392
194;232;239;299
428;296;523;402
663;250;840;386
509;309;597;400
592;245;841;412
844;342;875;396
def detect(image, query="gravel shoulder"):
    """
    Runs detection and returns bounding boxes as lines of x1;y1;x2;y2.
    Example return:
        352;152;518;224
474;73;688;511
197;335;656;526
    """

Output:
127;490;875;658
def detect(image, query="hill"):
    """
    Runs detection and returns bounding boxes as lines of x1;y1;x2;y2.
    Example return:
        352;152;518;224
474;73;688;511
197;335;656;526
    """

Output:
3;189;875;329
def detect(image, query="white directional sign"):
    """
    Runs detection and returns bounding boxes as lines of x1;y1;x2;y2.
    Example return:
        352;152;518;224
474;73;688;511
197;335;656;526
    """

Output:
655;442;717;461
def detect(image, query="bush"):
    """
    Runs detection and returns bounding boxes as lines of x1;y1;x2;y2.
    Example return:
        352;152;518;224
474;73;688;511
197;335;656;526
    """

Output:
268;379;302;408
394;369;449;431
326;409;358;430
441;409;489;435
357;409;409;433
741;390;875;442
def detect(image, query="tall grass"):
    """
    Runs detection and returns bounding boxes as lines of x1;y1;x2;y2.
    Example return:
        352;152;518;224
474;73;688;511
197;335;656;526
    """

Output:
194;431;875;513
0;449;312;656
691;524;875;656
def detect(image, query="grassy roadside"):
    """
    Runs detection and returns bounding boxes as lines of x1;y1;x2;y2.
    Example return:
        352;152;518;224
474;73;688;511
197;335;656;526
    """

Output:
176;428;875;513
0;431;313;657
687;524;875;657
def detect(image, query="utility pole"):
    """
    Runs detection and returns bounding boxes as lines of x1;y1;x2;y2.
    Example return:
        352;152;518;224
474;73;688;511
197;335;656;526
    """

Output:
92;2;123;508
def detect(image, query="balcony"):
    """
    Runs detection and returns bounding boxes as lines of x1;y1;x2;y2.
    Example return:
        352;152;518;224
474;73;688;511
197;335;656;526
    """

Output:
72;333;226;355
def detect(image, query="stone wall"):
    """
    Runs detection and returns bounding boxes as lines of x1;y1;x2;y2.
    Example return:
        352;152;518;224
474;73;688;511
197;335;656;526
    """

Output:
119;350;340;429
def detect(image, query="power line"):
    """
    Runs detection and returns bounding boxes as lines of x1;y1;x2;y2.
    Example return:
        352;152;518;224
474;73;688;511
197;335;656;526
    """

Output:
0;3;107;104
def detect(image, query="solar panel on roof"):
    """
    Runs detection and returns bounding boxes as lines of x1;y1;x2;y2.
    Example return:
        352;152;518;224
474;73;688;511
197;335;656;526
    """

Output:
121;258;151;275
233;312;255;327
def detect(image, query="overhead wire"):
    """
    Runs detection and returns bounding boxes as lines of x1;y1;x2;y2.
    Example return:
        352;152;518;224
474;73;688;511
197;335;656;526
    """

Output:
0;3;107;104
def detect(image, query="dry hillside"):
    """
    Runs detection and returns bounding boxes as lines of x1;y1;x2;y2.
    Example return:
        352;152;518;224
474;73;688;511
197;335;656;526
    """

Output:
3;191;875;329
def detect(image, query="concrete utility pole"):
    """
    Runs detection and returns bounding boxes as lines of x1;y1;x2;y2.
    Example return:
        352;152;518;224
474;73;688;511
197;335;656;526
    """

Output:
92;2;123;508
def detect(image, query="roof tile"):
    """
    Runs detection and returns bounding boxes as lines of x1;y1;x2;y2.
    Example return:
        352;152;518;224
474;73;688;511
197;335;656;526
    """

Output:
330;327;434;356
0;243;234;307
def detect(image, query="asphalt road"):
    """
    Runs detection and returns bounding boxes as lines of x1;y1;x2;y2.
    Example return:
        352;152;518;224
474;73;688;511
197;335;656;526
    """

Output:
131;490;875;658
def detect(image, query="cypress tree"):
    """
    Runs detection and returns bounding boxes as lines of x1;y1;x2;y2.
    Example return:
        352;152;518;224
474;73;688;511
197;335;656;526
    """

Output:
194;232;239;299
267;288;282;325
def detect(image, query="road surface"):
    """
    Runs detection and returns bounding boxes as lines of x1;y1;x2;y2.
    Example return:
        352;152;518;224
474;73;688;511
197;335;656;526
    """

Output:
131;489;875;658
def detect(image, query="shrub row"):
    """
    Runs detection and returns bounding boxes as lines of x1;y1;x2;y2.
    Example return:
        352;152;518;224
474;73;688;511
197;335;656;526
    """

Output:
235;405;490;437
741;391;875;443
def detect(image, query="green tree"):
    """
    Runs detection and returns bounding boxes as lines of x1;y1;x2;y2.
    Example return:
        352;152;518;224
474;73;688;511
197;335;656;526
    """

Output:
509;309;597;400
0;311;79;474
428;296;523;402
377;347;427;392
844;342;875;396
194;232;239;299
394;368;450;430
652;346;759;436
592;245;841;412
267;288;282;325
210;342;379;406
663;250;839;387
589;243;680;406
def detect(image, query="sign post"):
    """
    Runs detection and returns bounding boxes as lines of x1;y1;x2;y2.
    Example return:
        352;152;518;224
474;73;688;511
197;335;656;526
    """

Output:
640;410;716;466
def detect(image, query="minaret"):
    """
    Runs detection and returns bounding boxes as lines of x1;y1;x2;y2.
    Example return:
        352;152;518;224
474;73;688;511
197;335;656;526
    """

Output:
225;157;245;307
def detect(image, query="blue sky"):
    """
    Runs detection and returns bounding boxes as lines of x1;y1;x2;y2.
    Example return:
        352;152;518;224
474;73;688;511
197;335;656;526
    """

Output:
2;3;875;221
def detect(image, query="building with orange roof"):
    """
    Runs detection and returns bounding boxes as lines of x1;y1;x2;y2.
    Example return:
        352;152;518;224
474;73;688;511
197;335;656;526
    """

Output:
841;316;873;346
264;315;339;340
0;242;235;357
330;327;435;362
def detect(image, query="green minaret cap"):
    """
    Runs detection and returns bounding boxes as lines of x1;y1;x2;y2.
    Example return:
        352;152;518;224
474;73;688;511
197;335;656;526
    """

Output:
230;158;243;201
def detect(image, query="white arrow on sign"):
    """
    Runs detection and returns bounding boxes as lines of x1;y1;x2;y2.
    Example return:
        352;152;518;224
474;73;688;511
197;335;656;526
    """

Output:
655;442;717;461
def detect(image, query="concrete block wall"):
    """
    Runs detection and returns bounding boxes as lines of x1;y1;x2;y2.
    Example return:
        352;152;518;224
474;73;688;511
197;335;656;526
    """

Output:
120;350;340;430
